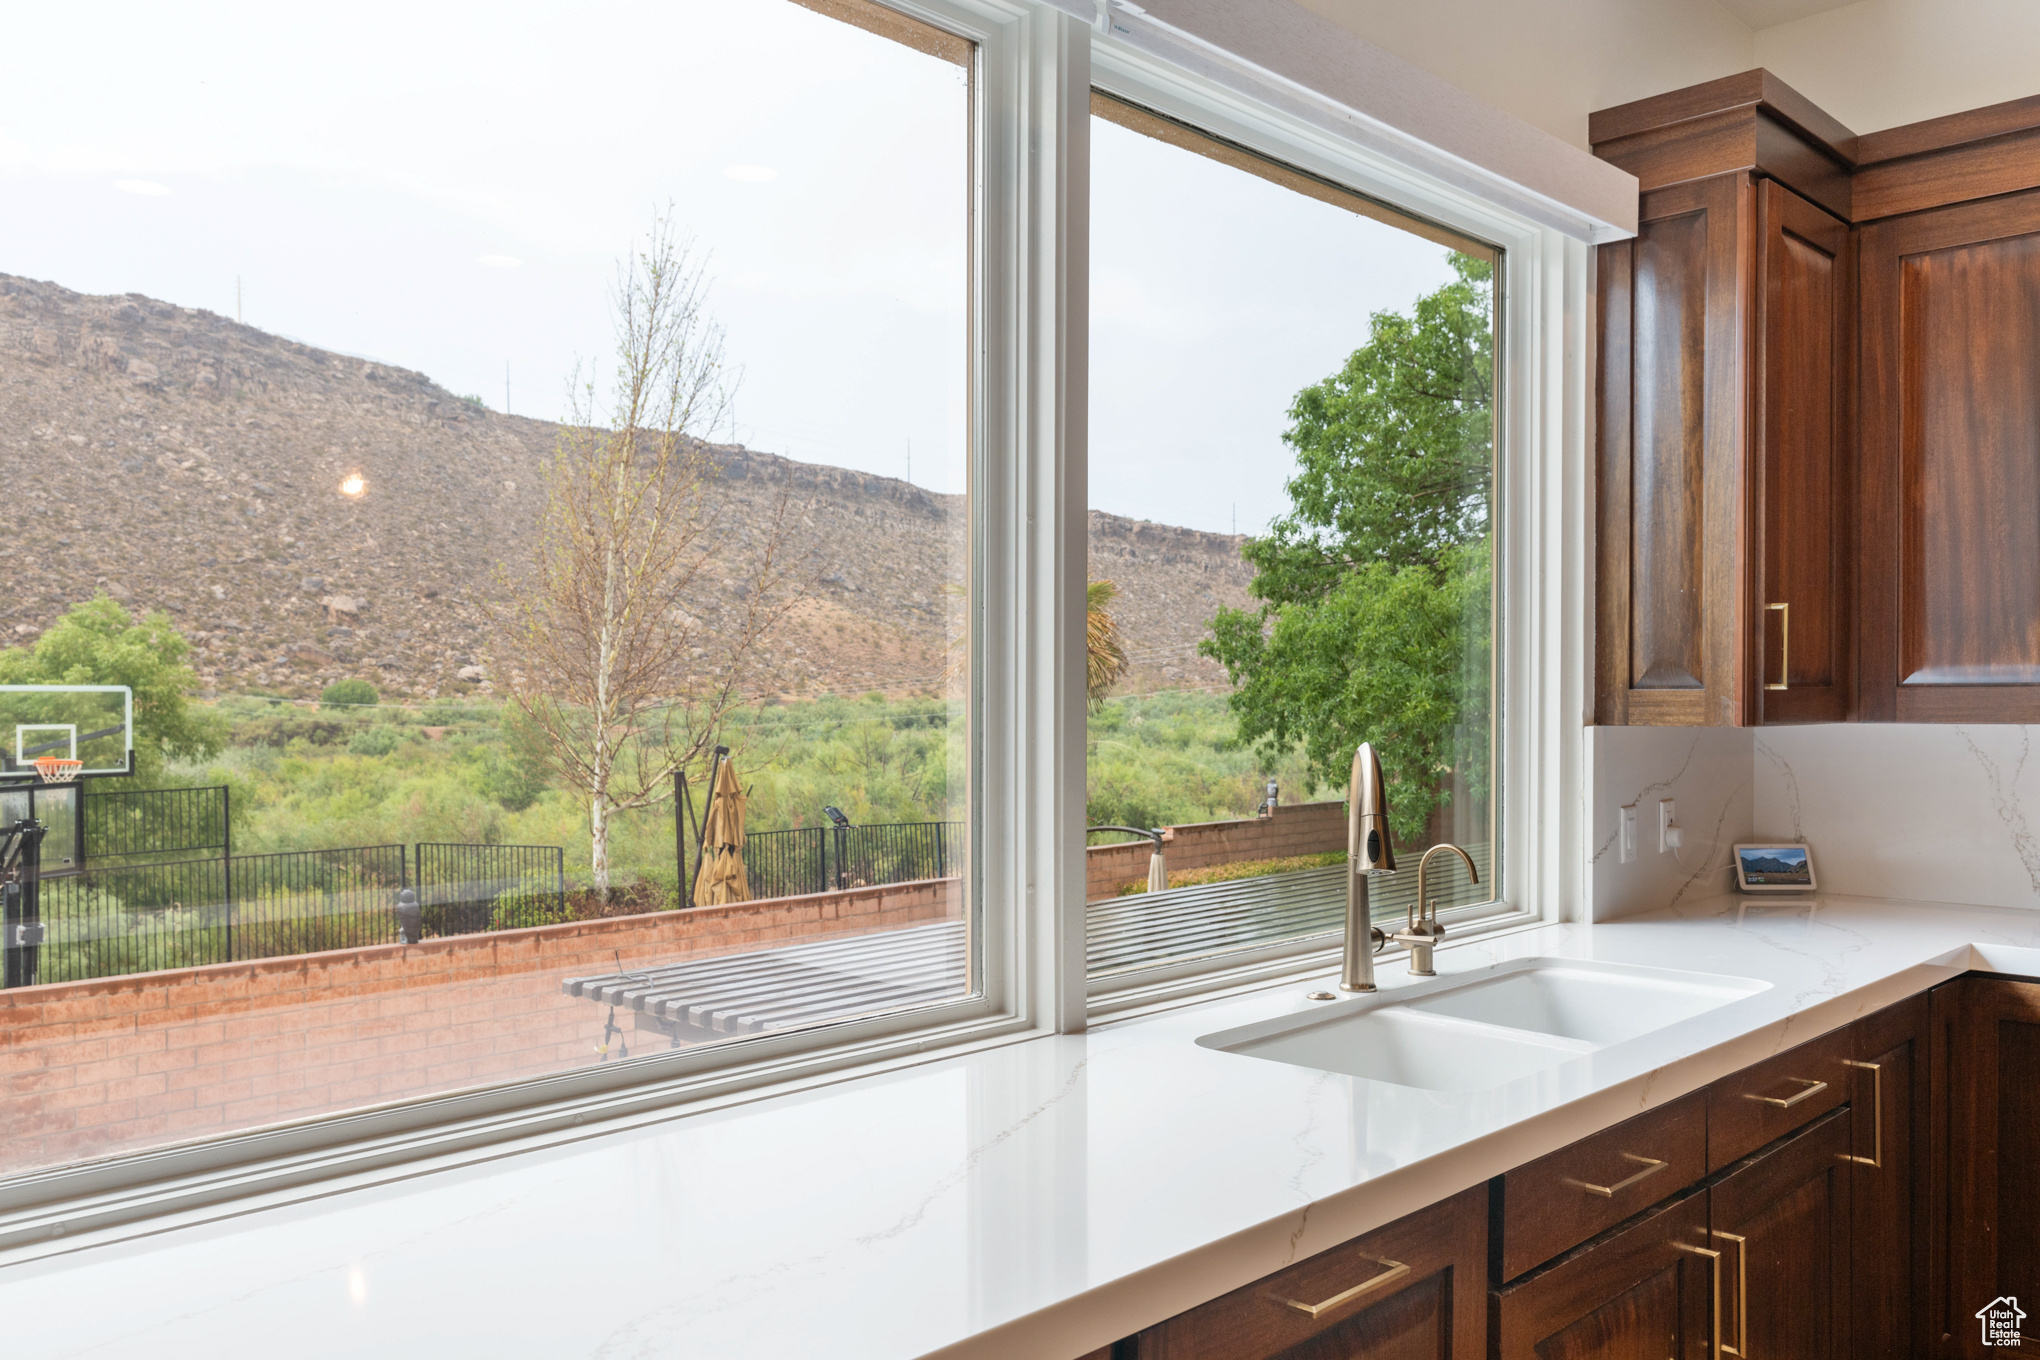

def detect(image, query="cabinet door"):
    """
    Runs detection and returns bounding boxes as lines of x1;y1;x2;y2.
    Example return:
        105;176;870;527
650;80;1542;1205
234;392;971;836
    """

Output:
1708;1106;1853;1360
1938;977;2040;1355
1493;1190;1713;1360
1859;188;2040;721
1850;994;1930;1360
1752;178;1852;722
1596;171;1754;726
1133;1185;1485;1360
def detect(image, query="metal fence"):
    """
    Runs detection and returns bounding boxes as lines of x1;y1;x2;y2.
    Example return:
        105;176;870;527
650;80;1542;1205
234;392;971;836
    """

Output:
82;785;230;863
739;821;962;901
32;845;406;984
17;841;565;986
415;842;566;936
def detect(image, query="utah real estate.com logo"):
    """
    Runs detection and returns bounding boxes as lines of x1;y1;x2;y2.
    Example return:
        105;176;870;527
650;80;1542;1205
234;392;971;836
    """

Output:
1979;1296;2027;1347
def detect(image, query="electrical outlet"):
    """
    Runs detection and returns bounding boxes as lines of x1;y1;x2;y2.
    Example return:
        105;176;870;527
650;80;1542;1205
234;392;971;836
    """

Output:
1659;799;1677;854
1619;805;1638;863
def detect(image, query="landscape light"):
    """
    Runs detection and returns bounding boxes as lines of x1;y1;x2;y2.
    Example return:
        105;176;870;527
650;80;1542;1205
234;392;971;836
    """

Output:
340;474;365;497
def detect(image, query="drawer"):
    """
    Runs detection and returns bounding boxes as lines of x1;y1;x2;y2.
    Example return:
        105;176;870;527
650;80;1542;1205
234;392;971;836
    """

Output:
1706;1023;1854;1170
1499;1088;1706;1280
1134;1185;1486;1359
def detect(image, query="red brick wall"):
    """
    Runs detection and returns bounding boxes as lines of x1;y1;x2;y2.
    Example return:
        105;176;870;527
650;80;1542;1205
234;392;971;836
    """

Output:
0;876;960;1178
1086;800;1346;900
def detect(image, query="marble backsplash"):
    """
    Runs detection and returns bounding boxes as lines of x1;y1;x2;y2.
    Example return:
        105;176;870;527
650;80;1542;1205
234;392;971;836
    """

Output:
1588;722;2040;919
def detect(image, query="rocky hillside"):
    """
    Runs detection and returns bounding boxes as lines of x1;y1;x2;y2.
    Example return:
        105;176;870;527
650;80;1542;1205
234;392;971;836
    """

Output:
0;273;1253;701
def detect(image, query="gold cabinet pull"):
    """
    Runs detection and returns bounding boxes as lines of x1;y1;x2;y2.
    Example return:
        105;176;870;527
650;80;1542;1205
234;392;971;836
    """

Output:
1712;1230;1749;1357
1564;1152;1669;1198
1676;1242;1724;1360
1279;1256;1411;1319
1840;1059;1883;1168
1743;1076;1827;1108
1764;602;1789;690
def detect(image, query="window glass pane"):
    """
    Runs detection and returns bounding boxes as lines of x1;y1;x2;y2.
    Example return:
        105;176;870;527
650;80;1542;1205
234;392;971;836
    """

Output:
1086;96;1497;979
0;0;971;1177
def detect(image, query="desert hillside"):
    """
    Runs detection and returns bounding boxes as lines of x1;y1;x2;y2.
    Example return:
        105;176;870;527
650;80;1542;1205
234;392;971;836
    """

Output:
0;273;1253;700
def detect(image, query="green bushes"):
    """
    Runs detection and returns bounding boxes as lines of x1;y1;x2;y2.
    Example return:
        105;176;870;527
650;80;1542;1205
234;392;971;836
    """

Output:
320;679;379;709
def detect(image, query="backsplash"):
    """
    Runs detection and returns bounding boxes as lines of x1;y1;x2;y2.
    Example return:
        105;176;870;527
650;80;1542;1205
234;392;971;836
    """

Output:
1587;727;1752;920
1588;722;2040;919
1754;724;2040;912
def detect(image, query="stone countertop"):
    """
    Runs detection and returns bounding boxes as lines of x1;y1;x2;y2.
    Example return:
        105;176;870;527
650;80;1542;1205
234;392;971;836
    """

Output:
5;891;2038;1359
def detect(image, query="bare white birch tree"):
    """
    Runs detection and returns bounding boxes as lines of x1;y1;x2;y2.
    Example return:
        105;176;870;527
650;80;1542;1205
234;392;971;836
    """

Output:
502;210;807;901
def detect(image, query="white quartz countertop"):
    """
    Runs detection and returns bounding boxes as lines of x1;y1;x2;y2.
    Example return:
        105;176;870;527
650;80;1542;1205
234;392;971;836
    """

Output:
7;892;2040;1359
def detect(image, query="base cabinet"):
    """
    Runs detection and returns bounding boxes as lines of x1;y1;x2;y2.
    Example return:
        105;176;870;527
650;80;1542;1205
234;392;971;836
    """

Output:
1935;976;2040;1355
1128;1185;1486;1360
1492;1191;1712;1359
1709;1108;1853;1359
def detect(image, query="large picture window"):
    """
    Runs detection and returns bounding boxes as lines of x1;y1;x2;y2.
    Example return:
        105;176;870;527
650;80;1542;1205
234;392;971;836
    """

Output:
1084;95;1500;982
0;0;974;1178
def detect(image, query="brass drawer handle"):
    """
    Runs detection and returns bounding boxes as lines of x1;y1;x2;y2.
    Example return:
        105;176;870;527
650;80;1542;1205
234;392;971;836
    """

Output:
1840;1059;1883;1168
1279;1256;1412;1319
1765;602;1789;691
1712;1230;1749;1357
1676;1242;1724;1360
1564;1152;1669;1198
1743;1076;1827;1109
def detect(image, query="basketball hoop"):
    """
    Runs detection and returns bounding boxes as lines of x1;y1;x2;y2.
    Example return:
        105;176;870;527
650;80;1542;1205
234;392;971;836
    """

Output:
33;757;82;784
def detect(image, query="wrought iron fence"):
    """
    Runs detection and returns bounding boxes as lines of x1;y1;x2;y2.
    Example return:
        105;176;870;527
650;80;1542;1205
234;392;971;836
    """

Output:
31;845;407;984
415;842;567;935
82;785;230;863
739;822;961;901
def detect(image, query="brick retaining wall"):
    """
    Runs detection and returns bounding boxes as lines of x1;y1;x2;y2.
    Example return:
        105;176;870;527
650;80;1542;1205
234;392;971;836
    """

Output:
0;876;960;1178
1085;799;1346;900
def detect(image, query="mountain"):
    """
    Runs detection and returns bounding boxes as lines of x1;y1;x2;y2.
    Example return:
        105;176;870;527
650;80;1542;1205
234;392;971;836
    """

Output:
0;273;1253;702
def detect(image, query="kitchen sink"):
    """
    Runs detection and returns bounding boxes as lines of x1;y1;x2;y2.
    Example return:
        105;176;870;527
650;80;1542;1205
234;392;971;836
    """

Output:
1198;958;1770;1091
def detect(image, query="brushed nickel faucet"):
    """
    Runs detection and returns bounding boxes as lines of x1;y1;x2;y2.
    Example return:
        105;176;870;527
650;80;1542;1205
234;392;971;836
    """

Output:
1339;743;1396;993
1395;843;1480;977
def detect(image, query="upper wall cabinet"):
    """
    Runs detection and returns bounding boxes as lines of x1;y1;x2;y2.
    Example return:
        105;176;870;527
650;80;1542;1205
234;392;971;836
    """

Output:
1594;167;1849;725
1592;71;2040;726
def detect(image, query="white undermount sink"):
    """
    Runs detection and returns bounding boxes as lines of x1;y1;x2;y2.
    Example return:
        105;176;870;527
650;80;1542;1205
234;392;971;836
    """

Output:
1198;958;1770;1092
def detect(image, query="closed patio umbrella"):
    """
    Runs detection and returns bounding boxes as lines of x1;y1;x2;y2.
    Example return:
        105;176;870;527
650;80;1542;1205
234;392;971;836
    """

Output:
693;756;751;906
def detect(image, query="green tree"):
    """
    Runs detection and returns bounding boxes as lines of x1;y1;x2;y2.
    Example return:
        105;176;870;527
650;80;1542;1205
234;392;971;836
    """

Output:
319;678;379;709
0;595;226;784
1202;256;1493;842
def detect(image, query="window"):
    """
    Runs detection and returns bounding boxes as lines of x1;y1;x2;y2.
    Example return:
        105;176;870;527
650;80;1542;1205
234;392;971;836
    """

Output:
0;0;1596;1214
0;0;976;1179
1085;95;1501;984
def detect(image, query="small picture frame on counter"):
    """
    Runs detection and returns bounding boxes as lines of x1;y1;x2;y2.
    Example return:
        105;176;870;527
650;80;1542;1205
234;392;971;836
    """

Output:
1733;843;1816;892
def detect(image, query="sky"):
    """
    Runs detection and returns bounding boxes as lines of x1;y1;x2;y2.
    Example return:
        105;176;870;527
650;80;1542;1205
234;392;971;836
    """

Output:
1;0;1472;536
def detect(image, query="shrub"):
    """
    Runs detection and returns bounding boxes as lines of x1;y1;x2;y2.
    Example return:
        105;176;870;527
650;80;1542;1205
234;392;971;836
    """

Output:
320;679;379;709
492;884;571;930
347;725;402;757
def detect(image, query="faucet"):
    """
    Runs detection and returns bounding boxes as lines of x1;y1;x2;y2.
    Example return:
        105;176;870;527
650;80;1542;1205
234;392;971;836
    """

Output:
1339;743;1397;992
1395;844;1480;976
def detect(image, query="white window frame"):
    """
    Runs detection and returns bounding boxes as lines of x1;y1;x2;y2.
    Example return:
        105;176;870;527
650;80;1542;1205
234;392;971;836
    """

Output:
0;0;1596;1257
1076;18;1593;1018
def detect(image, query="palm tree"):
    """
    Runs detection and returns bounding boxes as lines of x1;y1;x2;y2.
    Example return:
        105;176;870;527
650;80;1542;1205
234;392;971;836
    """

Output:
1088;578;1130;709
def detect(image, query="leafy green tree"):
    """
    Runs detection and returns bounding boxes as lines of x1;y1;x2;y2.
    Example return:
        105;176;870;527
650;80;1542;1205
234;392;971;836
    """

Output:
1202;256;1493;842
319;678;379;709
0;595;225;784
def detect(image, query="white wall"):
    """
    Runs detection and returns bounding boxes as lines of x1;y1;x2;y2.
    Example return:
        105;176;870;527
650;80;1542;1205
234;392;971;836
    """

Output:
1756;0;2040;134
1290;0;2040;148
1290;0;1753;149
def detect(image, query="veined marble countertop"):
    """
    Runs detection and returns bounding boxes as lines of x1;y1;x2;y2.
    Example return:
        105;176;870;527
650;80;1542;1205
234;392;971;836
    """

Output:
6;892;2039;1360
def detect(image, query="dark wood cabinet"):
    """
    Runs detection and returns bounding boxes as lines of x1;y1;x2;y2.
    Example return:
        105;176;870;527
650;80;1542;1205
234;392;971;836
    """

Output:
1858;189;2040;722
1594;71;2040;726
1595;169;1851;726
1709;1108;1854;1359
1934;976;2040;1355
1850;992;1932;1359
1129;1185;1486;1360
1492;1189;1713;1360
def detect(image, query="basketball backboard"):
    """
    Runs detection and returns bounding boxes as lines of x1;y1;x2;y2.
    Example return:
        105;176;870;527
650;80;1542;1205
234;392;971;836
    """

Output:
0;685;134;780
